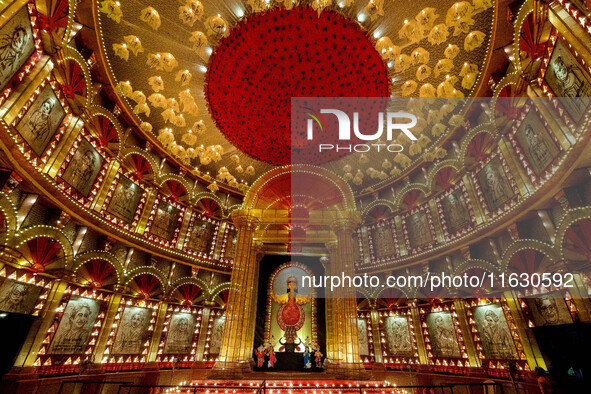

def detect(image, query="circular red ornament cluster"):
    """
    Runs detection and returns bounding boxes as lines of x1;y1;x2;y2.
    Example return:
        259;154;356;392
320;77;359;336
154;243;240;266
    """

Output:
205;6;390;166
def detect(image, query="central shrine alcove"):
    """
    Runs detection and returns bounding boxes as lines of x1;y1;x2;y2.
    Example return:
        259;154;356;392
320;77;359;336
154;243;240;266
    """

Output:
254;255;326;372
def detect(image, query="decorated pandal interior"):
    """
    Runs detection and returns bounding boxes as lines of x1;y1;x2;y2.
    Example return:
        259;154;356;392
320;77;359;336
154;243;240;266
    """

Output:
0;0;591;393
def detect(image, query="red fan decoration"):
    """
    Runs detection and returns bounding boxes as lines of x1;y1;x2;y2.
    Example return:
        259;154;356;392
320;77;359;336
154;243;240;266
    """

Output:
195;198;222;218
174;283;203;305
162;180;187;201
519;13;547;60
126;154;153;180
79;259;116;288
466;133;491;161
510;249;548;275
37;0;69;32
24;237;63;272
205;6;389;166
366;205;392;224
434;167;456;190
402;189;423;210
92;115;119;148
129;274;162;299
379;287;407;309
60;60;86;99
564;219;591;262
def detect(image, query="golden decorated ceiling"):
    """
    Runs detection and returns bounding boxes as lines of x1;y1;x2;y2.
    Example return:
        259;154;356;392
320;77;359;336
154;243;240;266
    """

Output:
95;0;496;194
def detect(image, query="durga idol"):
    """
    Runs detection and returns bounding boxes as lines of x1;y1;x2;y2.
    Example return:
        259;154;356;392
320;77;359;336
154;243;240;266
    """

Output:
272;275;310;352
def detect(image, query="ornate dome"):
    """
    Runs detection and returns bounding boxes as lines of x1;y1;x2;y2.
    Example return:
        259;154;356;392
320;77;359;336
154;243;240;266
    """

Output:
95;0;495;192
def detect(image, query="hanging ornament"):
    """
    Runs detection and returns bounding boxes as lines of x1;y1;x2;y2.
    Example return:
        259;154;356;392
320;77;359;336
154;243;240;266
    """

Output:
140;7;161;30
464;31;486;51
416;8;438;30
193;120;206;135
148;93;167;108
148;76;164;92
157;128;175;147
401;80;417;96
419;83;436;97
175;69;192;86
179;0;204;26
427;24;448;45
124;35;144;56
112;43;129;61
416;65;432;81
444;44;460;59
190;31;208;54
99;0;123;23
434;58;454;77
205;15;228;37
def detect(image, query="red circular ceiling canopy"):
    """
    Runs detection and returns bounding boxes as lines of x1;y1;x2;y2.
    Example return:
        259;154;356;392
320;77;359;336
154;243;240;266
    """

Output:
205;6;390;166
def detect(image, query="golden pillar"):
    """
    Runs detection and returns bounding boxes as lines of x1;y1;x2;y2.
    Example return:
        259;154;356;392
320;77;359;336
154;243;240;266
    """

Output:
195;305;212;362
369;308;384;366
324;242;338;363
211;211;260;376
15;279;69;368
410;304;428;365
504;291;547;371
93;292;123;363
568;273;591;323
453;300;481;368
324;215;364;378
147;301;170;362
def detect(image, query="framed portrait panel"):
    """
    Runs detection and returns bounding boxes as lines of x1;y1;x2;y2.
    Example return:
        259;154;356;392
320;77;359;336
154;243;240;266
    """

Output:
186;217;215;253
372;224;397;258
514;110;559;176
544;39;591;123
0;278;41;315
527;293;573;326
357;317;369;356
209;315;225;355
426;312;461;358
224;228;238;260
473;304;517;359
111;306;151;355
16;85;66;156
49;296;100;354
151;201;181;240
0;6;36;91
61;139;104;196
383;316;413;357
107;175;143;222
405;210;432;250
164;312;196;354
441;189;471;234
477;157;514;211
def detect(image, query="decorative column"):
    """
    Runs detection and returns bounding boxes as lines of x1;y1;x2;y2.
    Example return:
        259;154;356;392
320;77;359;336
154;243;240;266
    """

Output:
453;300;481;368
147;300;170;363
566;273;591;323
410;303;428;365
211;211;260;377
324;243;338;364
15;279;69;369
325;215;364;378
93;292;123;364
195;304;213;361
504;291;547;371
369;306;384;367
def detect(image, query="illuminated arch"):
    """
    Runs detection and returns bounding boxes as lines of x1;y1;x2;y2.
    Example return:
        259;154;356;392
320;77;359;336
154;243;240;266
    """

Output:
121;148;161;181
86;106;124;155
72;250;125;284
125;270;166;298
459;127;497;167
242;165;356;211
